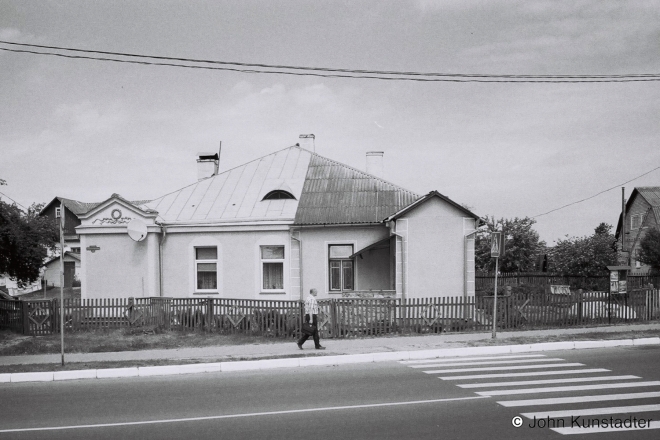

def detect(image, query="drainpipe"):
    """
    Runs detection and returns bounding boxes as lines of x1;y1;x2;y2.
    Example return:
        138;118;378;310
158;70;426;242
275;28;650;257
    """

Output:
158;224;167;297
290;229;303;301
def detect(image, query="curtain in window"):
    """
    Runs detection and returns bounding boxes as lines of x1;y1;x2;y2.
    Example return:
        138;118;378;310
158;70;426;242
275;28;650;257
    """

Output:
197;263;217;289
342;260;354;290
263;263;284;289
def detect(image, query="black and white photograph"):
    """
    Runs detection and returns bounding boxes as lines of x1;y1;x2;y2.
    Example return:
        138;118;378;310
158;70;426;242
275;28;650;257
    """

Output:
1;1;660;438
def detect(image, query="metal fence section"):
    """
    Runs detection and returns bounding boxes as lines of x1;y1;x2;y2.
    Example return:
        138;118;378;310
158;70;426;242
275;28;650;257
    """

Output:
1;290;659;337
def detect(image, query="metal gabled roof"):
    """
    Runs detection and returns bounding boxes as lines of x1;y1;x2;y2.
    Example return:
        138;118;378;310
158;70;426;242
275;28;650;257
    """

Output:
294;153;420;225
146;146;311;223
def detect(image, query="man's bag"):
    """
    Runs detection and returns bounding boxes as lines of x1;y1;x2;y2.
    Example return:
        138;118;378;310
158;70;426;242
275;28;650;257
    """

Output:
301;322;316;336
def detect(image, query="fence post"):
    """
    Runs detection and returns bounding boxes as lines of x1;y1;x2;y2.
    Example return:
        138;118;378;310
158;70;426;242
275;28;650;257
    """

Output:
21;301;30;335
206;298;214;332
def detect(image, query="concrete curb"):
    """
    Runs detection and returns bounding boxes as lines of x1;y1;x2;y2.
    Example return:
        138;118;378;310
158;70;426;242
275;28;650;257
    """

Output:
2;337;659;384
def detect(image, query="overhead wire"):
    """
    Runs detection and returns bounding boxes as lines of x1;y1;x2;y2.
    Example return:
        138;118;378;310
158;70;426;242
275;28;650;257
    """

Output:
532;164;660;218
1;41;660;83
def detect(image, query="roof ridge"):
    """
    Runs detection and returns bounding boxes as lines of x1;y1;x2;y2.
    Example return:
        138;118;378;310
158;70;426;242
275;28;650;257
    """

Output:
149;144;304;203
309;151;421;198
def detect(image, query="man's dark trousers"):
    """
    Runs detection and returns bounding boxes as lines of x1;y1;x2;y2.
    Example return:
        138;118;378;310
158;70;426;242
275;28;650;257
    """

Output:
298;314;320;348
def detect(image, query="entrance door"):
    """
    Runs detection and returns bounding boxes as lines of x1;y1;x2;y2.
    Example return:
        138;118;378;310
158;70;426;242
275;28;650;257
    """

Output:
64;262;75;288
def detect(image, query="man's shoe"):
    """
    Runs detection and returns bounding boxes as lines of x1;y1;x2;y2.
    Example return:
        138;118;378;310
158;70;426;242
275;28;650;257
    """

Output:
315;346;326;350
297;342;303;350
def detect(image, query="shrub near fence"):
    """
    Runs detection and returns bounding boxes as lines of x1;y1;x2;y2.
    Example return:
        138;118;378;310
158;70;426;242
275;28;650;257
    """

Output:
1;290;659;337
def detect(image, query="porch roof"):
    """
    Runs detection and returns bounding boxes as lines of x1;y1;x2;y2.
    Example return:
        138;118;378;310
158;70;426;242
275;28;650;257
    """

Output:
350;236;393;259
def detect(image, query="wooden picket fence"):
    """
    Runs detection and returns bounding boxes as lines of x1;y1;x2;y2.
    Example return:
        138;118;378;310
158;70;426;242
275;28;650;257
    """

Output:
1;290;659;337
476;273;659;291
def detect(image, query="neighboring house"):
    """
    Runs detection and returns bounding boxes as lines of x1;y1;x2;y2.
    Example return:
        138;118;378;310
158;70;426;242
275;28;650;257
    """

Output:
40;197;101;254
615;186;660;274
72;144;480;300
43;252;81;288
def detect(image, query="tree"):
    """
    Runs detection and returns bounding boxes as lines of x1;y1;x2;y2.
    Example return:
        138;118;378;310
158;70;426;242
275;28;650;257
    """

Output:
548;223;617;276
0;197;58;287
637;228;660;273
475;216;545;273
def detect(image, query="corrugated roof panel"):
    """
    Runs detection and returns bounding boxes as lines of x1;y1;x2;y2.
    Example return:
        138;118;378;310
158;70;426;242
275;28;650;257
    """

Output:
190;172;230;220
294;153;421;225
177;178;214;220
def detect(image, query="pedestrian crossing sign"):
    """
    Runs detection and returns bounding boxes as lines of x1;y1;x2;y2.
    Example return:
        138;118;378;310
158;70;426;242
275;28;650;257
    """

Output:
490;232;502;258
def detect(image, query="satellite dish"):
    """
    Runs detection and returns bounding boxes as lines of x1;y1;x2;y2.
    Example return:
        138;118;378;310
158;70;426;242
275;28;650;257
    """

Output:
127;218;148;242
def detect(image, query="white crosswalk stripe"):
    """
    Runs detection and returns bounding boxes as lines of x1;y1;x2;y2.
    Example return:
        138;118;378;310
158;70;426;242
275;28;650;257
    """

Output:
438;368;610;380
410;358;565;368
477;381;660;396
521;404;660;419
498;392;660;407
400;353;660;436
400;354;547;364
423;362;585;374
457;375;640;388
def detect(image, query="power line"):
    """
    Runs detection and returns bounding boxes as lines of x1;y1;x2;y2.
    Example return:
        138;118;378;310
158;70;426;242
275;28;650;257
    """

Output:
533;164;660;218
2;41;660;83
0;191;27;210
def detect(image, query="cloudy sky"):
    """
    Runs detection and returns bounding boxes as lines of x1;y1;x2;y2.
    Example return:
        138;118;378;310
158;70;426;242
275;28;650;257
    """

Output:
1;0;658;244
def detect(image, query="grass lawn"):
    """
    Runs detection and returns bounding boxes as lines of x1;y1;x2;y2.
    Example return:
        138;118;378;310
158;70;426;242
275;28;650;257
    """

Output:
0;328;288;357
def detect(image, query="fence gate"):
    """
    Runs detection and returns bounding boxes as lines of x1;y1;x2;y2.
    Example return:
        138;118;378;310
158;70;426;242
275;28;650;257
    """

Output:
23;300;55;335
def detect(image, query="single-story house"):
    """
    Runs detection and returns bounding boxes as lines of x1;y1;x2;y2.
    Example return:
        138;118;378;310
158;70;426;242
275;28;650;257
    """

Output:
72;144;480;300
43;251;81;288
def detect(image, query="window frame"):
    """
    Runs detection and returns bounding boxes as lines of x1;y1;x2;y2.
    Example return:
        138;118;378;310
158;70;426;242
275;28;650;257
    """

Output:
328;244;355;293
194;246;218;293
262;190;296;200
260;245;285;293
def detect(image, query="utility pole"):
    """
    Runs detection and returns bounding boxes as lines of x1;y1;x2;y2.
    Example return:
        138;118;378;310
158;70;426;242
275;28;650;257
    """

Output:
621;187;626;263
59;202;65;366
490;231;502;339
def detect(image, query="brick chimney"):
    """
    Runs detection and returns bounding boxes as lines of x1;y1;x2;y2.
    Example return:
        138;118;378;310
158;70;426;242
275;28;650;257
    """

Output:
197;152;219;181
366;151;384;178
298;134;315;152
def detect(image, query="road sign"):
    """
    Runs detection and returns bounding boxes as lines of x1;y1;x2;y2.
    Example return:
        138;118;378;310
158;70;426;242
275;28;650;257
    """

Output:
490;232;502;258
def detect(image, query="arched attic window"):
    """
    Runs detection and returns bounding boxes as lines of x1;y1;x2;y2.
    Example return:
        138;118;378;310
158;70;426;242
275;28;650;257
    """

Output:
262;190;296;200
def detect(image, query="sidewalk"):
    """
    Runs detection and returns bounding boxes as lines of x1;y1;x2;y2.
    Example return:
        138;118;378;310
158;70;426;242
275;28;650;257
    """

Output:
3;322;660;367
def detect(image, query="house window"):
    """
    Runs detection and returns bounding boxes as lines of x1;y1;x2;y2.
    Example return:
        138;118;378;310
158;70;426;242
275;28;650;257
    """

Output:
55;207;61;218
262;190;296;200
631;214;645;230
329;244;354;292
195;247;217;290
261;246;284;291
70;247;80;253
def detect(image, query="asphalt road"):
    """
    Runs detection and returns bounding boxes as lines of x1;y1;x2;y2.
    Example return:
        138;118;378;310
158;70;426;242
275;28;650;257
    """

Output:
1;346;659;439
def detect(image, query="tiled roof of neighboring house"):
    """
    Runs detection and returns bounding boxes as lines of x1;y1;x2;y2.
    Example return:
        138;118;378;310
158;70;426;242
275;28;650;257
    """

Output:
145;146;312;223
40;196;154;217
43;251;81;266
637;187;660;206
615;186;660;238
294;153;420;225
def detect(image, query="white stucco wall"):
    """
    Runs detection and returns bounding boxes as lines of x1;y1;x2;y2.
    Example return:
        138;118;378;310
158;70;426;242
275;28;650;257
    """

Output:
81;233;150;299
399;197;474;298
296;225;390;299
160;229;292;299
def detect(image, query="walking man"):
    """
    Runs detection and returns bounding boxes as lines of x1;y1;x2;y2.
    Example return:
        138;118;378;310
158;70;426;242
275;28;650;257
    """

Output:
297;288;325;350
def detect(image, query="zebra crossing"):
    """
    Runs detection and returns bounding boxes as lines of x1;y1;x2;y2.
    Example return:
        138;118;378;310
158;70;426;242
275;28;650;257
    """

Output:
400;353;660;435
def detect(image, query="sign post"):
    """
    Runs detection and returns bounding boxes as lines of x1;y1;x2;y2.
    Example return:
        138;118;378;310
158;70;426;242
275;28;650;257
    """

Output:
58;202;65;366
490;231;502;339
